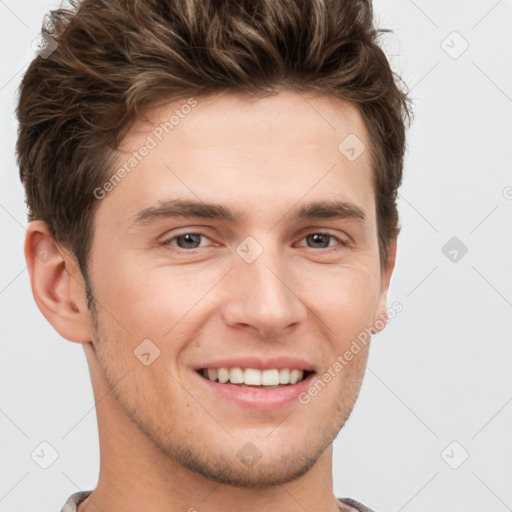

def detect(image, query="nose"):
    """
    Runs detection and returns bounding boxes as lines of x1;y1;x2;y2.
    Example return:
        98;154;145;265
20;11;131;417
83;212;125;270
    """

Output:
220;239;308;339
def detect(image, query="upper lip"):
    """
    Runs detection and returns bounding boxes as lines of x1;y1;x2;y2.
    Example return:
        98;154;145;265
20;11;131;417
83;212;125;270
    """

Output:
194;356;315;372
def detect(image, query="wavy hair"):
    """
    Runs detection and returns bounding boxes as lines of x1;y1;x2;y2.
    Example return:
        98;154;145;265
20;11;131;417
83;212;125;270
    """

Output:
17;0;411;278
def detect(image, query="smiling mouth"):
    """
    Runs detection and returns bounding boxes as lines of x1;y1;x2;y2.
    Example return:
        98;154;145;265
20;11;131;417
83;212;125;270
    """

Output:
197;368;313;388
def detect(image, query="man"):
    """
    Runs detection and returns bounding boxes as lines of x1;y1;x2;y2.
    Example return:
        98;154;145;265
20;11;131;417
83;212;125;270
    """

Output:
17;0;410;510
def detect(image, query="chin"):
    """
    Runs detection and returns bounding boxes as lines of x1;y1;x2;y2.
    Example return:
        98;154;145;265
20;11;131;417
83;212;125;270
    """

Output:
175;444;324;488
152;416;343;488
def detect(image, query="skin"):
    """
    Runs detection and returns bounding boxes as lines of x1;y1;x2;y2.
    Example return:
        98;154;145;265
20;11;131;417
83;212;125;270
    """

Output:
25;90;396;512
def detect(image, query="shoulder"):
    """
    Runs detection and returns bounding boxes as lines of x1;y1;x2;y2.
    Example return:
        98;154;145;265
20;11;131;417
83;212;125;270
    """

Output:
337;496;378;512
59;491;92;512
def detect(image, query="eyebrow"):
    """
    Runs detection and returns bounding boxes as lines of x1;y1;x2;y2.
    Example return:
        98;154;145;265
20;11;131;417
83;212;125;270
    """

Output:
129;198;366;228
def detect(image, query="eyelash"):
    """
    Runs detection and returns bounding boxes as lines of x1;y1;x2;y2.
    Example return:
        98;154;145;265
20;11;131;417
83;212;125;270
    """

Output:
161;230;349;253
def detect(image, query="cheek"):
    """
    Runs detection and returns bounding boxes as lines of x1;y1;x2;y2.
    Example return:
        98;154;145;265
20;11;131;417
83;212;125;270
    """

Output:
91;253;217;337
303;261;382;329
91;237;382;343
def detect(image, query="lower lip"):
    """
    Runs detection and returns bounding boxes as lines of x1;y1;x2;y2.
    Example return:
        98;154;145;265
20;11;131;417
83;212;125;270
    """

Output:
195;371;315;410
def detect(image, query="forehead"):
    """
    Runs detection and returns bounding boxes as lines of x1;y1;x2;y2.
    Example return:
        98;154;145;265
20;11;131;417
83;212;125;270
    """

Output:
136;90;370;151
98;90;375;230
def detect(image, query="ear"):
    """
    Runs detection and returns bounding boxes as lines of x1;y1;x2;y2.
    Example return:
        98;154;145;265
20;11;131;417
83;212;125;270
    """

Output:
373;237;397;333
24;220;92;344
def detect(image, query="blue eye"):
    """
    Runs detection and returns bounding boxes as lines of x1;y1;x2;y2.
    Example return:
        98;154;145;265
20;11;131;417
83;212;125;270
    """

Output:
163;232;211;250
301;233;345;249
162;231;347;252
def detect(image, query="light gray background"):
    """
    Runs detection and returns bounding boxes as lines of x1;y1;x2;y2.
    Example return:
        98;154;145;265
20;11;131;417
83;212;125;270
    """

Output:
1;1;511;511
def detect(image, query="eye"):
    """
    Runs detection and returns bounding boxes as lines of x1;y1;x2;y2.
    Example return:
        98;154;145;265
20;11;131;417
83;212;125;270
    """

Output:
297;232;348;250
162;231;212;250
161;230;349;253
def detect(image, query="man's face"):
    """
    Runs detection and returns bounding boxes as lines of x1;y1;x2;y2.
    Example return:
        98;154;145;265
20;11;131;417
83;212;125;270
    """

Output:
85;90;393;486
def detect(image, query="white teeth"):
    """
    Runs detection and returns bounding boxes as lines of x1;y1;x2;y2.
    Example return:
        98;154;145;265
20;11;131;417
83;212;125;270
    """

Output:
244;368;261;385
261;369;280;386
289;369;303;385
202;367;308;386
218;368;229;383
229;367;244;384
279;368;290;385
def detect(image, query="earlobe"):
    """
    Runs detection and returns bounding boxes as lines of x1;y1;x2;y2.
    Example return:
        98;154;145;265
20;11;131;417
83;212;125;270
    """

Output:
24;221;92;344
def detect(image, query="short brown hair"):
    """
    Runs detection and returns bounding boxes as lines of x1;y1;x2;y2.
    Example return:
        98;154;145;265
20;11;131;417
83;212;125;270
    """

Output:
17;0;411;280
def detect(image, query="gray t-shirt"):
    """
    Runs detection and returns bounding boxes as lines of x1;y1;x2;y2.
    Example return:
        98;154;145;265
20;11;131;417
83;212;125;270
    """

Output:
60;490;377;511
